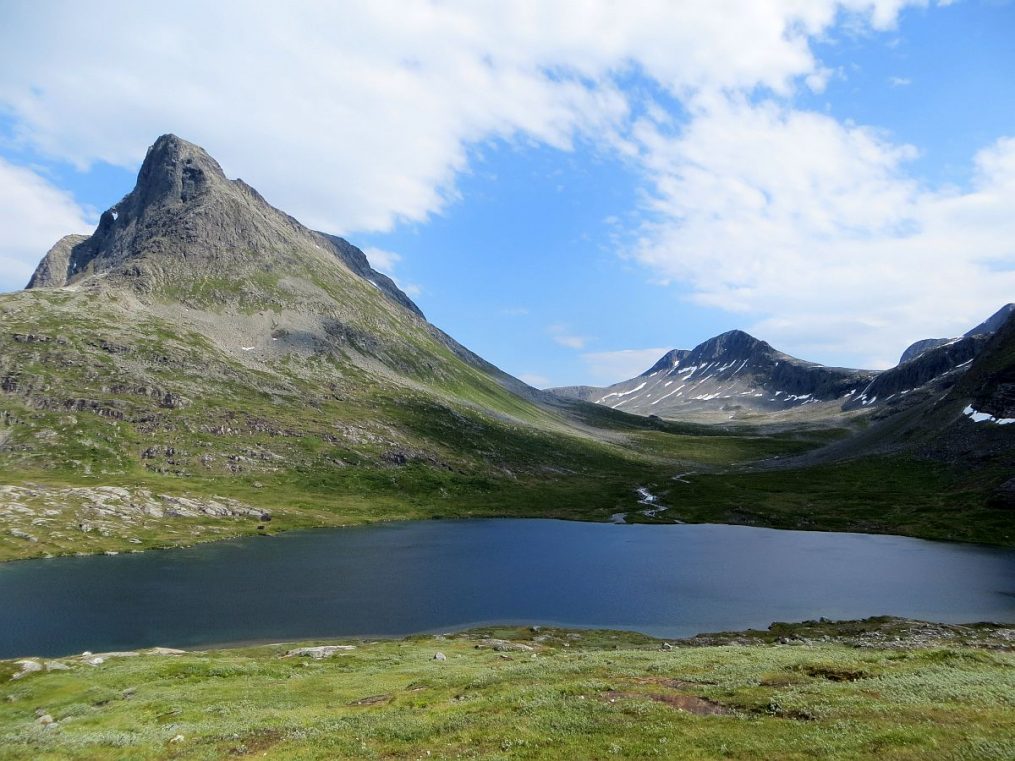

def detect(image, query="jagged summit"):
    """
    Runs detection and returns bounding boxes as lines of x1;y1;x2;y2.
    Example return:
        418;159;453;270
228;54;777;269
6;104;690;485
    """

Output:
135;133;229;202
25;134;422;318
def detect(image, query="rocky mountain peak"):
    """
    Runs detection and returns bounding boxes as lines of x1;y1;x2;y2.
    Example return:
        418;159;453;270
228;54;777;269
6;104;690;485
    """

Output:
24;134;422;320
691;330;769;362
132;133;228;208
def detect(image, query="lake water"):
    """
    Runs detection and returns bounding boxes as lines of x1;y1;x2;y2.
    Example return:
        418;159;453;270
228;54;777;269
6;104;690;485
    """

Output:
2;519;1013;658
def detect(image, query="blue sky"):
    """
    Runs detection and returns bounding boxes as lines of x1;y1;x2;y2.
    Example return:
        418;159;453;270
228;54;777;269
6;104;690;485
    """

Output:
1;1;1013;386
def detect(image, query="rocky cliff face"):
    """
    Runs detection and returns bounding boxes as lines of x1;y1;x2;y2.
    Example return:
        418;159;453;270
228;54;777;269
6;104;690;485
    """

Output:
27;134;421;321
843;335;990;411
954;312;1015;420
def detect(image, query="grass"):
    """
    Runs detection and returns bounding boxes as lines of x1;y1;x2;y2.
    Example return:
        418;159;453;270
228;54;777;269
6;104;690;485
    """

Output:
649;456;1015;545
1;622;1012;760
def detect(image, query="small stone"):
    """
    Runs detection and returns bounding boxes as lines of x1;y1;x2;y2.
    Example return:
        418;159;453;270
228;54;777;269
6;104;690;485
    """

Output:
284;645;355;659
147;647;187;656
36;714;54;725
661;642;673;651
433;652;447;661
170;734;185;744
11;660;42;680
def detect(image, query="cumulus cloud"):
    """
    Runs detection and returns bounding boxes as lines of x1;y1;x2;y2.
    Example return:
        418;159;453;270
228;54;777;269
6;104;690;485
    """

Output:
0;159;93;292
362;247;422;298
0;0;922;235
581;348;671;384
4;0;997;368
628;97;1015;368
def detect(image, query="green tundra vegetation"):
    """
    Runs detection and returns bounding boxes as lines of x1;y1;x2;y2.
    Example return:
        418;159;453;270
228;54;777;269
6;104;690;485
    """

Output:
2;619;1012;760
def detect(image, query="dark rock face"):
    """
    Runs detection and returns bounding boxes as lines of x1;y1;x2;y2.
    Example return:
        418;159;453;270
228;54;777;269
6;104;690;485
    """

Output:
955;311;1015;420
26;235;90;289
845;335;990;411
640;349;690;377
25;134;422;319
675;330;866;401
320;233;424;319
899;338;951;365
966;303;1015;338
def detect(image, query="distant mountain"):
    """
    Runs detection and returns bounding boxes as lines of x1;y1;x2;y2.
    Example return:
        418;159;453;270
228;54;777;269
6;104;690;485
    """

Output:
898;304;1015;364
550;330;873;423
551;307;1015;424
842;334;990;412
953;310;1015;423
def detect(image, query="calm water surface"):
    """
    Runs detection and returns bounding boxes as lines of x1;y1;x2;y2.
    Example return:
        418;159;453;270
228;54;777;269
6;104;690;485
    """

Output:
2;519;1013;657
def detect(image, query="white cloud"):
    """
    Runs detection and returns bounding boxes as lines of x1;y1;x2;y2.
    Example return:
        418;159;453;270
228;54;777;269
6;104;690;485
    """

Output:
0;159;93;292
547;323;590;350
628;98;1015;368
889;76;912;86
501;307;530;317
363;247;401;274
581;348;670;384
5;0;1000;369
362;246;422;298
0;0;921;236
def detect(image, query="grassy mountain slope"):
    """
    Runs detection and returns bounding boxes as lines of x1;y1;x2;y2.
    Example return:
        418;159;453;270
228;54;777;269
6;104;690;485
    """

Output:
0;136;838;560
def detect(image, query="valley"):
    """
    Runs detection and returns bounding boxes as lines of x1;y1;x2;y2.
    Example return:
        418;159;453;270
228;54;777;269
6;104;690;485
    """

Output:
1;135;1013;564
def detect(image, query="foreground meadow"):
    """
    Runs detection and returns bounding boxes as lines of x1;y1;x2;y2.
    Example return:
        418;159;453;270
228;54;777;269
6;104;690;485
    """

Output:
2;618;1012;760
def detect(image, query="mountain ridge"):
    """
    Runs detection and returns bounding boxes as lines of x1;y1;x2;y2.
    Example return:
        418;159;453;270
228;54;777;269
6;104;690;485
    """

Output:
550;310;1015;424
549;328;873;423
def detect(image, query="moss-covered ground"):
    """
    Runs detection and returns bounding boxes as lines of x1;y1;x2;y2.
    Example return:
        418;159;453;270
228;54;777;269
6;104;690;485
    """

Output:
2;620;1012;760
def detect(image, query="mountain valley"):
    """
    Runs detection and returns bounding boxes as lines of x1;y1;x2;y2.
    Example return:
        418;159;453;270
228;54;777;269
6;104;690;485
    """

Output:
0;135;1012;562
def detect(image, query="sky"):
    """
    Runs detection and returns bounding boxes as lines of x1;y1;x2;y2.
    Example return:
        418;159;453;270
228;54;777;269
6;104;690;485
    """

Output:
1;0;1013;387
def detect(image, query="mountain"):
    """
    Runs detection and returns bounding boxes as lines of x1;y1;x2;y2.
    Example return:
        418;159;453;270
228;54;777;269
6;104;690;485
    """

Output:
841;334;989;412
0;134;692;561
550;330;873;423
551;307;1015;424
898;303;1015;364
